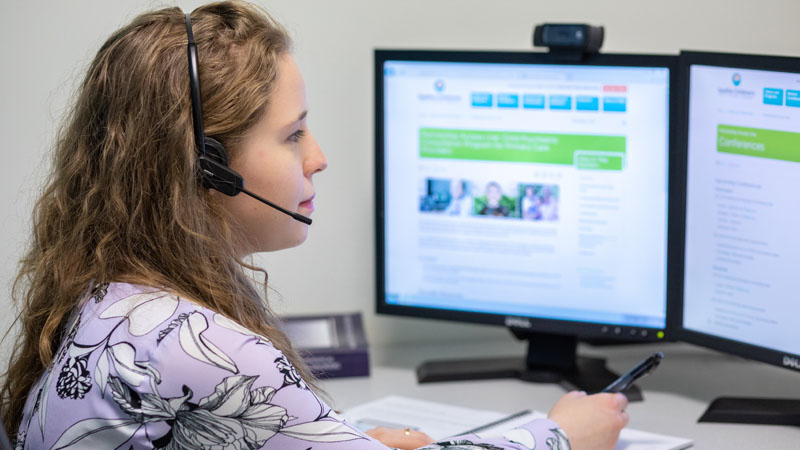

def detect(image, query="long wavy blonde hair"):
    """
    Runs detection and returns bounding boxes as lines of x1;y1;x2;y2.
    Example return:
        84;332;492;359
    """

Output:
1;1;321;435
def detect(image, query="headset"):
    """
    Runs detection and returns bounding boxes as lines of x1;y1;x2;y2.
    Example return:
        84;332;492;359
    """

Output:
184;12;312;225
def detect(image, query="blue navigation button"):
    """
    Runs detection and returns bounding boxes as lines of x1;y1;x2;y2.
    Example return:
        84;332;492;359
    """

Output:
497;93;519;108
523;94;545;109
549;95;572;110
576;95;599;111
471;92;493;107
786;90;800;108
603;97;627;112
763;88;784;106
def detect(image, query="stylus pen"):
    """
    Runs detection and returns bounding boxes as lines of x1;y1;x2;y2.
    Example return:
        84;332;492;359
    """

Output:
602;352;664;394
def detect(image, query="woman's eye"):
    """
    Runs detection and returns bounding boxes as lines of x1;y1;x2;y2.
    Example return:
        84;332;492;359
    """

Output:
288;129;306;143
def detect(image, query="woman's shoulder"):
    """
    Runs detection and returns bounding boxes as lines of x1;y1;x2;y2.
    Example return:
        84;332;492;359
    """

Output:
75;281;295;389
20;282;345;450
77;281;281;362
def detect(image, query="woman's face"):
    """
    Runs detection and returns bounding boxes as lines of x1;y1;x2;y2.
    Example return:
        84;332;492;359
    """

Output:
487;184;501;206
450;179;464;198
223;53;327;255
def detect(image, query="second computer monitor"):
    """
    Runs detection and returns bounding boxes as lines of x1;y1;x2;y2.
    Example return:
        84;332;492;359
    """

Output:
681;51;800;364
677;50;800;425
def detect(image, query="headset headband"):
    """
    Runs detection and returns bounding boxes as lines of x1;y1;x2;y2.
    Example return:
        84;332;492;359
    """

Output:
185;13;206;156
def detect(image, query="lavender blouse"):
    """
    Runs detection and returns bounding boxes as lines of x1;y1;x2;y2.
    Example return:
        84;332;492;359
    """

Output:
16;282;571;449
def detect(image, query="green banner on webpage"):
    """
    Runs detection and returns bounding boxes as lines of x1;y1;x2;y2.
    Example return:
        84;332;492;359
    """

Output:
718;124;800;163
575;153;624;170
419;128;626;167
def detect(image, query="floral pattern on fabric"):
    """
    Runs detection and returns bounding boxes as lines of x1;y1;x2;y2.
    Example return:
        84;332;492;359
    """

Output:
55;354;92;400
546;428;570;450
88;282;109;304
15;283;569;450
275;354;308;390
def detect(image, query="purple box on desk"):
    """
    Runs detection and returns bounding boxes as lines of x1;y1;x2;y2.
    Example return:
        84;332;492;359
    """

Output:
281;312;369;378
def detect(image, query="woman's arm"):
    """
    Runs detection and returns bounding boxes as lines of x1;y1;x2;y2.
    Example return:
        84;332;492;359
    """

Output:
141;306;574;449
33;290;619;450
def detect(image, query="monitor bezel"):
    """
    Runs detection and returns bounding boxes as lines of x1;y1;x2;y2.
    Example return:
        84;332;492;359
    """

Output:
375;49;681;342
673;50;800;372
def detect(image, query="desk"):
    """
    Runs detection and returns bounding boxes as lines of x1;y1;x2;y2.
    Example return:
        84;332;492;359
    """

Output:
321;339;800;449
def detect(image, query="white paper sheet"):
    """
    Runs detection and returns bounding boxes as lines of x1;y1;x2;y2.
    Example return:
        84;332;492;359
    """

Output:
344;395;692;450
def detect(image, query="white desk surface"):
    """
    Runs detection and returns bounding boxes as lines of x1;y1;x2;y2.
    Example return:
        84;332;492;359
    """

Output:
320;339;800;449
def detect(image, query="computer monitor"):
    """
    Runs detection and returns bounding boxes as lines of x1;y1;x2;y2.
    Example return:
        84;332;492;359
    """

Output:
676;50;800;425
375;50;679;397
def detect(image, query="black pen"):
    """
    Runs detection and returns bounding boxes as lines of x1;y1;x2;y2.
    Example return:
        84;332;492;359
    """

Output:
602;352;664;393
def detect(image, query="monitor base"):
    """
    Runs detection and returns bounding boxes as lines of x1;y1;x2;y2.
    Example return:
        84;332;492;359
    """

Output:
416;331;644;402
698;397;800;426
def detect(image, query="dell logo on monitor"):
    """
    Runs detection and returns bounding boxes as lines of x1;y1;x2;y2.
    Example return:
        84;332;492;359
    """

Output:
783;356;800;370
504;316;532;329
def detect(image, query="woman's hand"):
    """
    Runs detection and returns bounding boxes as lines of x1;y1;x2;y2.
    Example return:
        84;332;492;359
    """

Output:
366;426;435;450
547;391;629;450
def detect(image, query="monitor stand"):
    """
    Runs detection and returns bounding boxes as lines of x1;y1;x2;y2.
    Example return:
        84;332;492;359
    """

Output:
416;329;643;402
698;397;800;426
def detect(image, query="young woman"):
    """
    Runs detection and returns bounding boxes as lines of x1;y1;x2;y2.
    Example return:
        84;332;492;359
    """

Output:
0;2;628;449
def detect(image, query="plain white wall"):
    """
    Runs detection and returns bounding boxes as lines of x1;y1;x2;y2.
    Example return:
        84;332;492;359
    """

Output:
2;0;799;362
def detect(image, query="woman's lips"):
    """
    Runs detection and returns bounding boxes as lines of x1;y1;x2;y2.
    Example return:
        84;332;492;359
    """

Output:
299;194;315;212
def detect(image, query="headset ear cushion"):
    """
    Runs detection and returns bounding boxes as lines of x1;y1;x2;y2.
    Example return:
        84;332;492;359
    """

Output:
197;136;244;196
204;137;230;166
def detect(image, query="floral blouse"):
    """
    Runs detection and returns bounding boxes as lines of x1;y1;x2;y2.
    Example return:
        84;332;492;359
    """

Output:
16;282;571;450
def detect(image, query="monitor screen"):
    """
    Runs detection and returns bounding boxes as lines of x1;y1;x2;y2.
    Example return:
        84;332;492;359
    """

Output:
681;54;800;367
376;51;674;340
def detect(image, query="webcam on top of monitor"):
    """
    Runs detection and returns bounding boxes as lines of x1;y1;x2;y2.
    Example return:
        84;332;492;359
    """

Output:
533;24;604;61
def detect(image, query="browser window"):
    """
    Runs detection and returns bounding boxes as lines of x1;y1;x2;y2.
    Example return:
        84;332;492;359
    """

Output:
382;61;670;328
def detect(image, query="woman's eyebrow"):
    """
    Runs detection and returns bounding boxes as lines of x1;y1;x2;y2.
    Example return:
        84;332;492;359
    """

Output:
282;110;308;130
